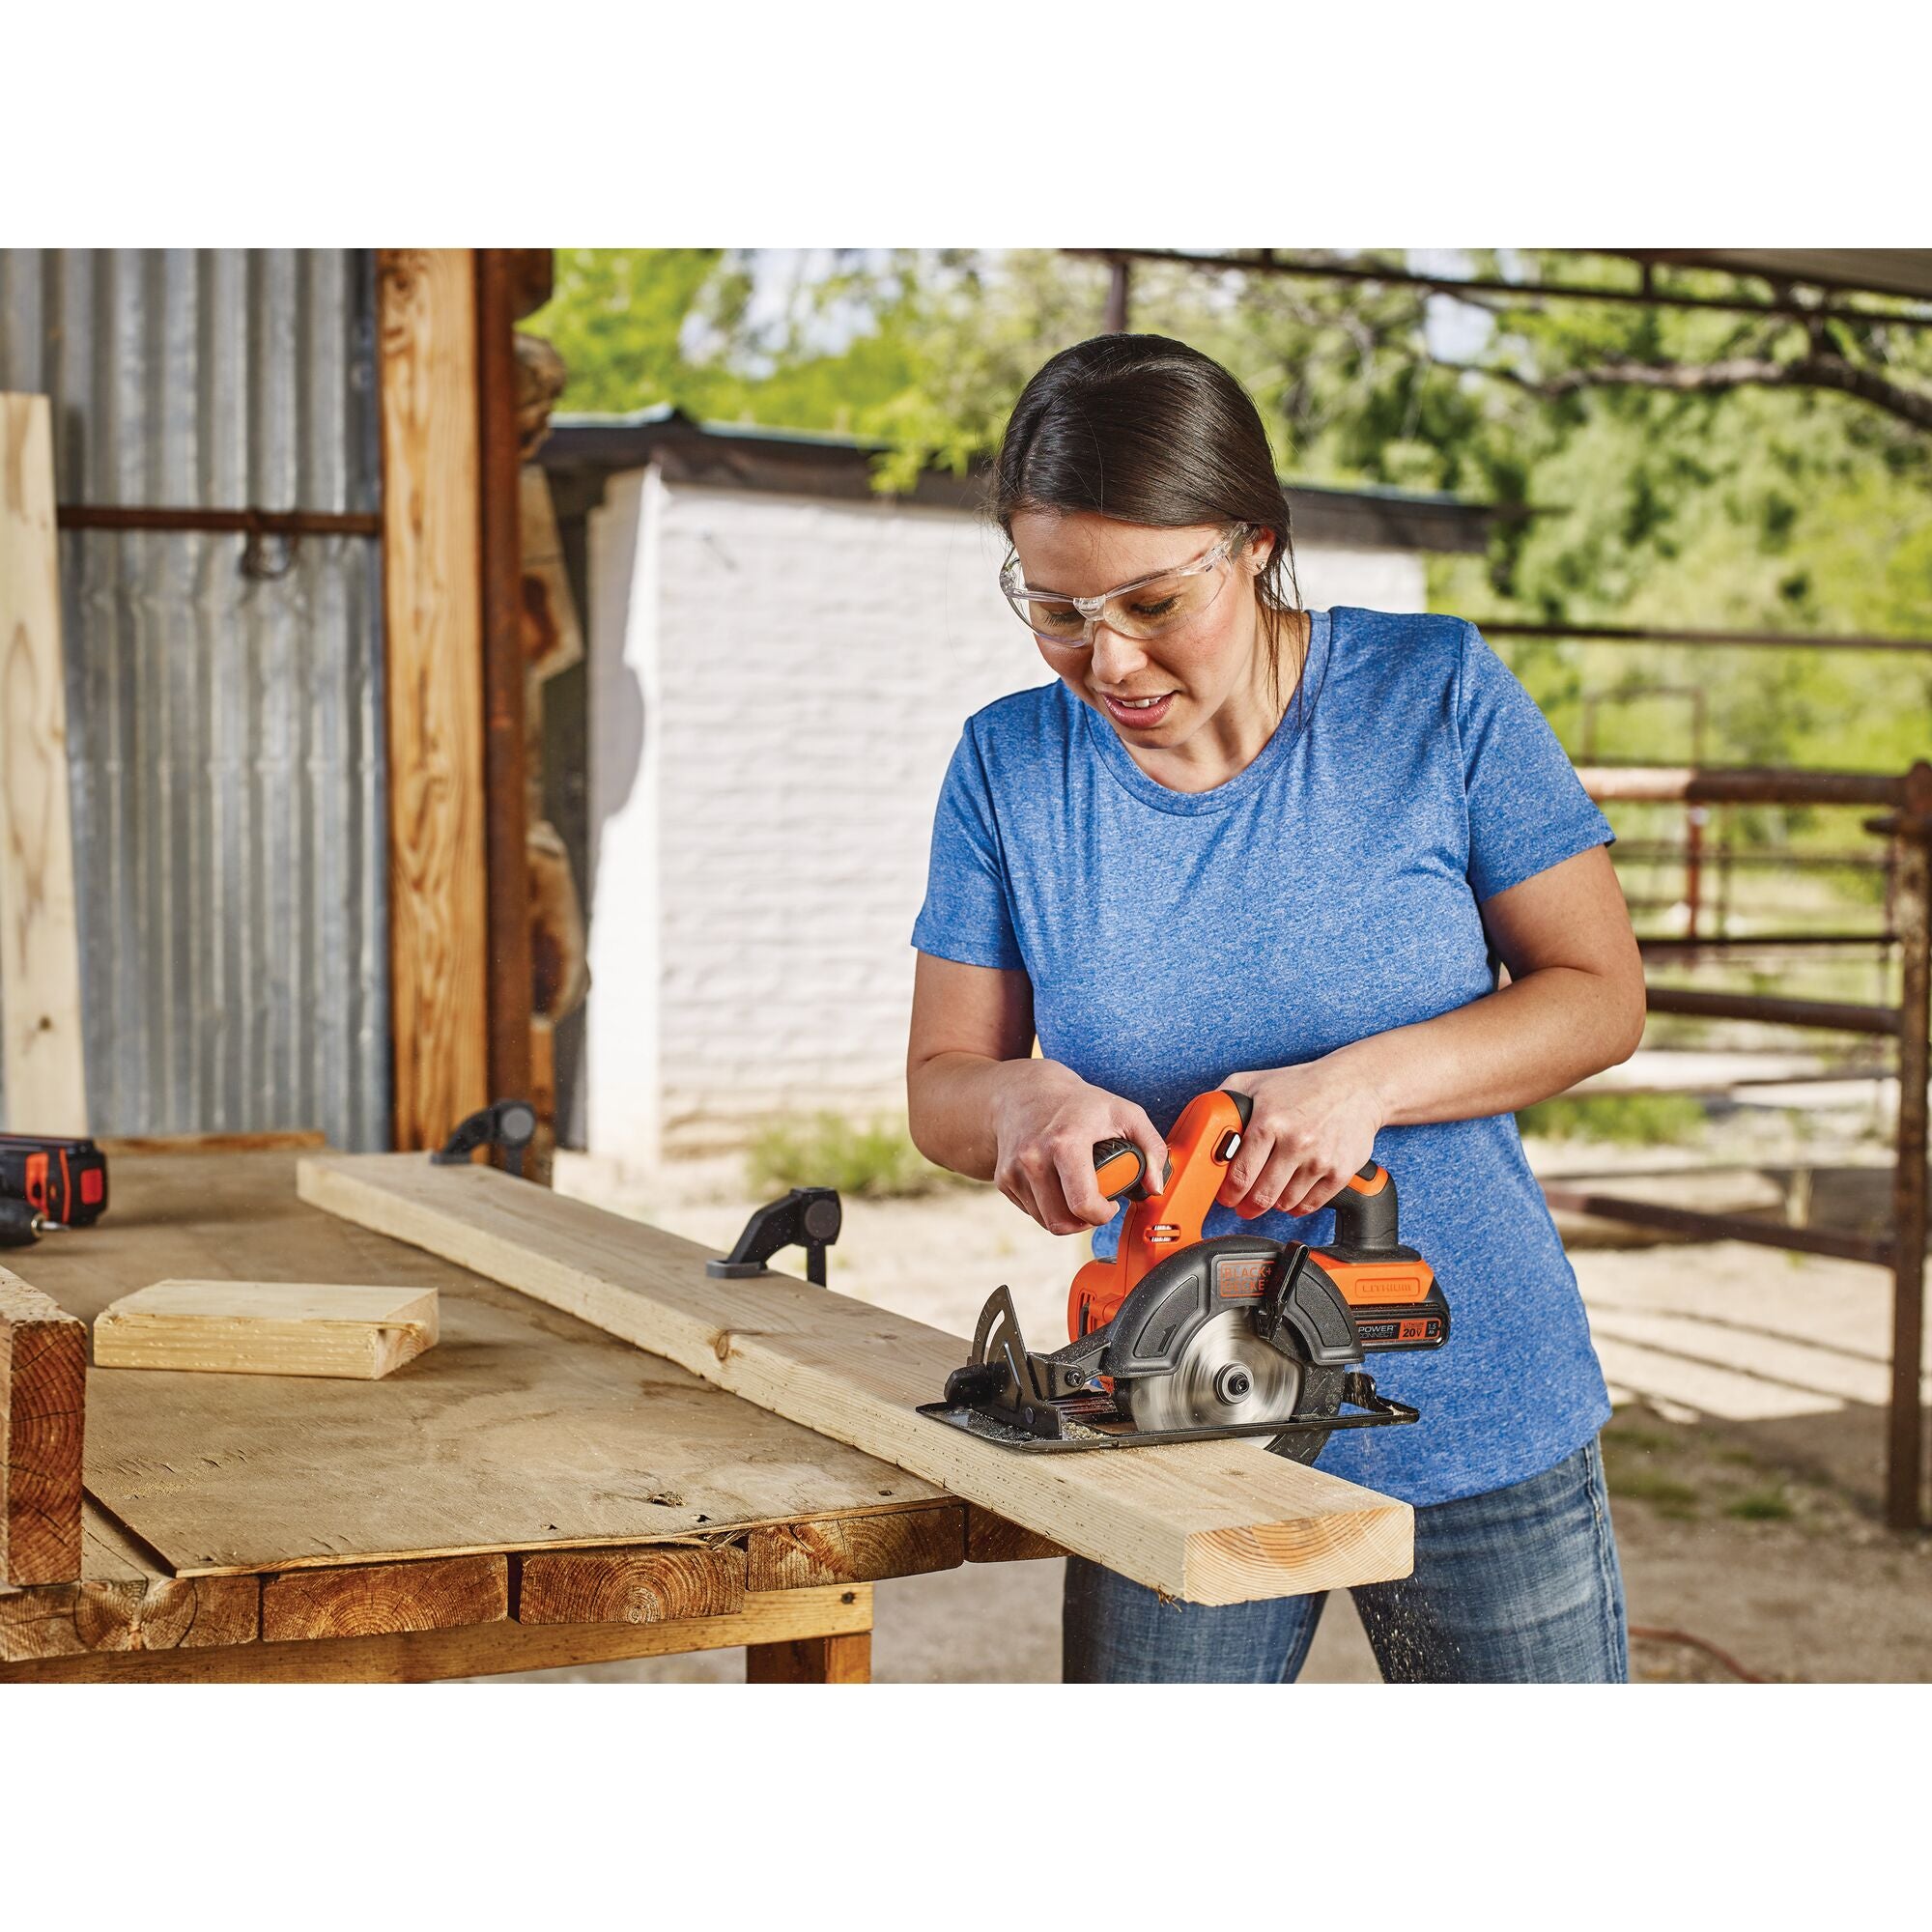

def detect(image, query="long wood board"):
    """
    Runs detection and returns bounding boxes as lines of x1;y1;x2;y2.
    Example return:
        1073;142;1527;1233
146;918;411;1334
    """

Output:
0;392;87;1134
298;1153;1413;1605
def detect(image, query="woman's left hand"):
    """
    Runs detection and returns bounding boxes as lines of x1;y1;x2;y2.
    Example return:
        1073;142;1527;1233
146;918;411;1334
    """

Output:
1217;1056;1386;1220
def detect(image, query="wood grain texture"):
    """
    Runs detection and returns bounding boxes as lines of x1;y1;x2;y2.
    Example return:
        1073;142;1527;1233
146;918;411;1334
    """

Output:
746;1631;871;1684
378;250;490;1152
745;1503;963;1591
0;1582;871;1683
0;1265;84;1582
298;1154;1416;1605
966;1507;1069;1566
261;1552;507;1640
94;1279;440;1379
516;1543;746;1626
0;393;87;1134
97;1130;327;1156
0;1503;257;1661
41;1151;942;1577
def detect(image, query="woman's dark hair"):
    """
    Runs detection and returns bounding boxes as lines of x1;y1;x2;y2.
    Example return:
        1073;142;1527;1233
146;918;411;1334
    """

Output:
993;333;1305;708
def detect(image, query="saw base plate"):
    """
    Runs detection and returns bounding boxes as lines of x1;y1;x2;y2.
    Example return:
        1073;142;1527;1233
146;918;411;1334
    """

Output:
915;1379;1418;1454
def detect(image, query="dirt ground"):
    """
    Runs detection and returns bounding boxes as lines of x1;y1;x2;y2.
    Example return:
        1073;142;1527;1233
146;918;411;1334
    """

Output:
509;1085;1930;1686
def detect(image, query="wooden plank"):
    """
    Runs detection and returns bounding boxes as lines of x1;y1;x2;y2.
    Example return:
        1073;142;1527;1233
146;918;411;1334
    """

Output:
516;1543;746;1627
746;1631;872;1684
49;1151;944;1577
0;393;87;1134
298;1154;1415;1606
967;1507;1069;1566
0;1581;871;1683
93;1279;440;1379
0;1503;259;1662
0;1264;84;1583
377;249;490;1152
97;1130;327;1156
745;1502;963;1591
261;1552;506;1641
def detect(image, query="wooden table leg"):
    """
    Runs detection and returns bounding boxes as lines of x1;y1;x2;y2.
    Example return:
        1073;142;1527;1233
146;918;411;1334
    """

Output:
746;1630;872;1683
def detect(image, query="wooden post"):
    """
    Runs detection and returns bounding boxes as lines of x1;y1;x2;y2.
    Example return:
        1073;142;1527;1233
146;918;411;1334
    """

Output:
377;252;491;1151
0;393;88;1135
745;1630;873;1684
0;1267;85;1585
1888;816;1929;1530
474;251;533;1131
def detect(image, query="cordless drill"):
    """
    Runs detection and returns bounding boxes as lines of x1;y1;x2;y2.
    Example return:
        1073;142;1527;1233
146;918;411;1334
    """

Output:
0;1132;109;1244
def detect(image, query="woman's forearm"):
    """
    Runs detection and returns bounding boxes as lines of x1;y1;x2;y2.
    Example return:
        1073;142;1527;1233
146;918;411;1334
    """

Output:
1330;964;1645;1130
907;1050;1016;1180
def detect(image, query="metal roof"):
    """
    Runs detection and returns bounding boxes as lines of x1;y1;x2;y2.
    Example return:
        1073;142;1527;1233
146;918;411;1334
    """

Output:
1614;250;1932;303
540;407;1501;555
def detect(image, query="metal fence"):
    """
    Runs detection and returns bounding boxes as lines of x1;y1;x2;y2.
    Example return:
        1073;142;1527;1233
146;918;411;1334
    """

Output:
1548;762;1932;1529
0;249;390;1149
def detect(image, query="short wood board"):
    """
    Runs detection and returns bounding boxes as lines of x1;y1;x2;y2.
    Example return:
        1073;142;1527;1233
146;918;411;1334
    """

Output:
94;1280;440;1380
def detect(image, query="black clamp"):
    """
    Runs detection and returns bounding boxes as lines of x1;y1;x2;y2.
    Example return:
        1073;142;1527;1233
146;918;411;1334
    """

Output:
433;1098;539;1178
706;1188;842;1287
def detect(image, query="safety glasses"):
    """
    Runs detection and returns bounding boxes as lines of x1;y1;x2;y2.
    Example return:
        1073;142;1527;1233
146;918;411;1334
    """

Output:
998;525;1253;648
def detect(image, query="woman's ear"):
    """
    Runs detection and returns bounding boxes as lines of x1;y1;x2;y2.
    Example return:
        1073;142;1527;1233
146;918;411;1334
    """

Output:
1243;526;1275;576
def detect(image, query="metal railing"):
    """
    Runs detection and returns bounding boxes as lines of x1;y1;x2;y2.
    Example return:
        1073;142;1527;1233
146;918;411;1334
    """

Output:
1550;761;1932;1529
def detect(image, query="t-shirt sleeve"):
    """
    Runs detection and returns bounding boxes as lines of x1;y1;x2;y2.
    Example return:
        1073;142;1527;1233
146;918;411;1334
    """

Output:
1458;619;1614;903
910;724;1027;971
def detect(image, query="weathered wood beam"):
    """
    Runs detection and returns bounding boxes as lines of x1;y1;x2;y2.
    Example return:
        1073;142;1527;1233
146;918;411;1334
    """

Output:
966;1507;1069;1566
261;1552;508;1641
516;1544;747;1627
377;250;491;1151
0;1505;257;1660
298;1154;1414;1606
744;1503;964;1591
746;1630;872;1684
0;1581;871;1683
0;1265;84;1583
0;393;87;1135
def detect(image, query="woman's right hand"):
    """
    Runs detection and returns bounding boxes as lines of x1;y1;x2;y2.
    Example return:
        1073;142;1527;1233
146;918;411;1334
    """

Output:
988;1061;1168;1236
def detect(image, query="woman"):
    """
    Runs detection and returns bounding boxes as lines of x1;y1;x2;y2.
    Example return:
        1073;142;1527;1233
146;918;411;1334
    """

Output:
905;333;1646;1684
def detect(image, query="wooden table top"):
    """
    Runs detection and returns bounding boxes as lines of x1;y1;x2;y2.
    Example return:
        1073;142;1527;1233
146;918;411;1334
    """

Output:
21;1149;951;1577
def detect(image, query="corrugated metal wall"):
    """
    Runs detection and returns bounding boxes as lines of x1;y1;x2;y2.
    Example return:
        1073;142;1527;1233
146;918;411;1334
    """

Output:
0;250;390;1148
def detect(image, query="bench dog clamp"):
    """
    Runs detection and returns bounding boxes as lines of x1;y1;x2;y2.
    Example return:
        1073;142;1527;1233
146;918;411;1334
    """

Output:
433;1098;539;1179
707;1188;842;1287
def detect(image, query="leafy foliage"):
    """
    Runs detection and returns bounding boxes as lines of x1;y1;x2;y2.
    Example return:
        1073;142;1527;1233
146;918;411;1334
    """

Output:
529;248;1932;775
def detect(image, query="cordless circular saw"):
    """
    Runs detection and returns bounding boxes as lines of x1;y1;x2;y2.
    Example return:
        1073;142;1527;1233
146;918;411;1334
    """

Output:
919;1089;1449;1462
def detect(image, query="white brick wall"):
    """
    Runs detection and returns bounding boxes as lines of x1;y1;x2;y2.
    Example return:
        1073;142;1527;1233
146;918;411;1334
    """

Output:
585;472;1428;1168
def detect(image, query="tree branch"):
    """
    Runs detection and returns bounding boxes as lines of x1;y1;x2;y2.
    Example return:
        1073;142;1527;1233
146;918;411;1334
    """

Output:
1436;350;1932;432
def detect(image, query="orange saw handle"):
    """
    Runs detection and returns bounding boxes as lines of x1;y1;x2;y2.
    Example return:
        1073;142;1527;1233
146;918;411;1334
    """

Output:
1070;1090;1255;1339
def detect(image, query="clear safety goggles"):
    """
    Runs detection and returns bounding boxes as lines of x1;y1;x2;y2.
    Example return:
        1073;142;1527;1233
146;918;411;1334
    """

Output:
998;524;1253;647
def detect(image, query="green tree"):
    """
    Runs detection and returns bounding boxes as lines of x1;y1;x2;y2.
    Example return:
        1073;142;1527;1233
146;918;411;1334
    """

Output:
530;248;1932;776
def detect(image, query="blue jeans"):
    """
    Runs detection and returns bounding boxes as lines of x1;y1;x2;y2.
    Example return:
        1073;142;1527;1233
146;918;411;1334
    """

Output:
1064;1437;1627;1683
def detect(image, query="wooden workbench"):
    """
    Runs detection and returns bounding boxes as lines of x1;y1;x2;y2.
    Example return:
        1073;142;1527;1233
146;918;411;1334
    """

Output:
0;1148;991;1683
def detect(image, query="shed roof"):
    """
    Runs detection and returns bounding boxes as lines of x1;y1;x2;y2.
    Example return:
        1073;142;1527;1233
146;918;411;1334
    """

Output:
539;406;1501;555
1612;249;1932;304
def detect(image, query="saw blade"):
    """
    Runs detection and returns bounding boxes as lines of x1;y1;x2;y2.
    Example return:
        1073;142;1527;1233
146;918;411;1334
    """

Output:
1126;1308;1304;1435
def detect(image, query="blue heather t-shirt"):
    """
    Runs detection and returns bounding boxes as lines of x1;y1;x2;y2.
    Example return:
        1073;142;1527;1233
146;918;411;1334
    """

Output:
911;606;1615;1508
